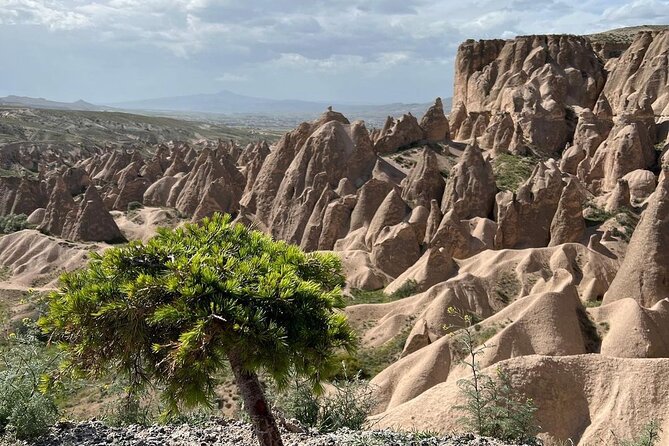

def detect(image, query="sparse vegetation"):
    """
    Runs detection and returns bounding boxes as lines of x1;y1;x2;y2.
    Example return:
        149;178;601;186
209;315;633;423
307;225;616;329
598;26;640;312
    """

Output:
492;153;538;192
613;419;662;446
338;325;413;380
0;330;60;439
577;306;601;353
494;271;521;304
271;370;376;433
126;201;143;212
0;214;32;234
345;280;419;306
448;307;540;444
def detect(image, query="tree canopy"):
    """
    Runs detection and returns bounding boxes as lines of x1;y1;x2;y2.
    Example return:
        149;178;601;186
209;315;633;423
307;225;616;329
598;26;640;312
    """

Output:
40;213;356;418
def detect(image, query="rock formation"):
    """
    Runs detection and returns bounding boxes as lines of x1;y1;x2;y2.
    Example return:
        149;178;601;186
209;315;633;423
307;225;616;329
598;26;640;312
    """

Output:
62;186;126;243
419;98;449;143
441;142;496;218
401;148;445;208
373;114;425;154
604;170;669;307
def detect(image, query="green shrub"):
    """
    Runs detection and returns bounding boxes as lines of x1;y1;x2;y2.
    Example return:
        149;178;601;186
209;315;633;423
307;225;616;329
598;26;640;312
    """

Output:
0;332;59;439
0;214;31;234
614;420;662;446
345;280;419;306
272;372;376;432
318;375;376;432
493;154;537;192
127;201;143;212
391;280;418;299
101;391;155;427
448;307;539;443
271;378;320;427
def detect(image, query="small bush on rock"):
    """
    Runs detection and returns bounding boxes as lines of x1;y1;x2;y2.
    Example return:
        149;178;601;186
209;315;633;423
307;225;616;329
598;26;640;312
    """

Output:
0;214;31;234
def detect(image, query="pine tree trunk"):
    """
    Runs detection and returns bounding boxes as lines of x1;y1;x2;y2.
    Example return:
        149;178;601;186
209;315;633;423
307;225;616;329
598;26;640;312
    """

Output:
227;349;284;446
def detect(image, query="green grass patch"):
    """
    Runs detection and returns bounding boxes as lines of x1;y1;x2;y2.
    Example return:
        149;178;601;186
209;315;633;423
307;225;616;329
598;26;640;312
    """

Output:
494;272;521;304
340;326;413;379
492;153;538;192
344;280;418;306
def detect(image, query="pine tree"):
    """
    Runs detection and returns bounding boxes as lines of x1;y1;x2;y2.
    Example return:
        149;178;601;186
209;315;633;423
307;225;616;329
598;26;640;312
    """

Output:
40;213;356;446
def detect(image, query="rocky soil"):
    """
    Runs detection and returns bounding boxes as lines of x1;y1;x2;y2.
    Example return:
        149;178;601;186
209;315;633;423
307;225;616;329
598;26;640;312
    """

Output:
11;419;524;446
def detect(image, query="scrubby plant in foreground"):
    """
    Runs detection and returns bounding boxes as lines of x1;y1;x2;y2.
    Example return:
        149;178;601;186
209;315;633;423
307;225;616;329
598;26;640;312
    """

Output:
448;307;539;443
0;330;59;439
40;213;356;446
272;372;376;432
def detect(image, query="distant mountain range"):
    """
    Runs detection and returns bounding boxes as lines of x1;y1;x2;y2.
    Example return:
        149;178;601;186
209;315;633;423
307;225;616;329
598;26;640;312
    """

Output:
0;92;451;128
109;89;439;116
0;95;109;111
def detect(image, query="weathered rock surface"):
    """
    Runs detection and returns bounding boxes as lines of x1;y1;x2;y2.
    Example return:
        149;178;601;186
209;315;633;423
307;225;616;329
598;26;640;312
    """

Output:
441;142;496;218
419;98;450;143
604;170;669;307
373;113;425;154
62;186;126;243
451;34;605;154
401;148;445;208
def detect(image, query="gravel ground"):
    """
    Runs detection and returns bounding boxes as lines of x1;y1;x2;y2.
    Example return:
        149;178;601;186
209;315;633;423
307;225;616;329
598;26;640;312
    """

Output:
7;419;535;446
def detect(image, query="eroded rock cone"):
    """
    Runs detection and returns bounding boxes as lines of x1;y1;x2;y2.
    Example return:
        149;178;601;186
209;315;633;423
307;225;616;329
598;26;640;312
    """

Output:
495;160;565;248
401;148;445;209
240;110;349;219
605;179;631;213
113;161;151;210
441;141;496;218
419;98;449;143
267;119;376;243
481;112;514;154
365;188;410;249
604;170;669;307
62;186;126;243
583;115;657;193
371;222;421;278
38;176;76;236
175;148;244;218
11;176;46;216
373;113;425;155
549;177;585;246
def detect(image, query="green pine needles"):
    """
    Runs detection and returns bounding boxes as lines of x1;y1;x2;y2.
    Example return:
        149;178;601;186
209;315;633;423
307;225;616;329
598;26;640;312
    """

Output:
40;213;356;446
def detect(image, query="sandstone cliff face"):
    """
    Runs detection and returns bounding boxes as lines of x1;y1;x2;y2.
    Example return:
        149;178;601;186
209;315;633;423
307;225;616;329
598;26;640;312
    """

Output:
599;31;669;116
451;35;606;155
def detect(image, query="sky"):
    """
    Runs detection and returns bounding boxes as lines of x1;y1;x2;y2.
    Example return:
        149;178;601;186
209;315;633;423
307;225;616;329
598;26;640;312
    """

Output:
0;0;667;105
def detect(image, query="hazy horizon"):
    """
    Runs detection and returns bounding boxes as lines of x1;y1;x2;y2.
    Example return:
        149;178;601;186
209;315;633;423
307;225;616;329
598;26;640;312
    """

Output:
1;0;668;105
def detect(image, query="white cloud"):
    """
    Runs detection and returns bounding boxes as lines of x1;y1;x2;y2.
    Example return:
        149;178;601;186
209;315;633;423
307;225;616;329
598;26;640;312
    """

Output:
0;0;90;30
